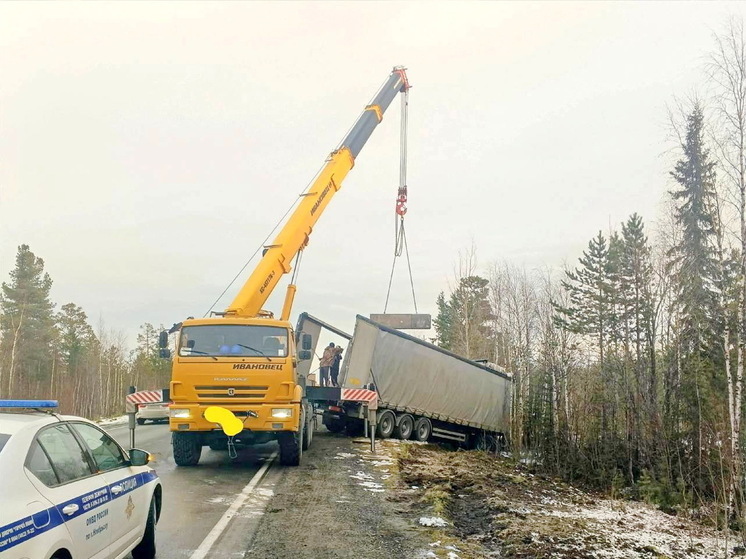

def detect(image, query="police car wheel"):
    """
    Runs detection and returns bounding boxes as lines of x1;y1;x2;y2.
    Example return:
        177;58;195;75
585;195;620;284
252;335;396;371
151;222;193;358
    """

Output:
137;418;146;425
132;497;157;559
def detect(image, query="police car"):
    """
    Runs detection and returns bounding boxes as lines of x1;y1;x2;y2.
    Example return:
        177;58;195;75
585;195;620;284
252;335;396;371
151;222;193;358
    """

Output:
0;400;162;559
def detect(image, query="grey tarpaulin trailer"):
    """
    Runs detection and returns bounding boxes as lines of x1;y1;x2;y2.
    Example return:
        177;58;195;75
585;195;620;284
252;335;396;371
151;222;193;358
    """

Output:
309;314;512;448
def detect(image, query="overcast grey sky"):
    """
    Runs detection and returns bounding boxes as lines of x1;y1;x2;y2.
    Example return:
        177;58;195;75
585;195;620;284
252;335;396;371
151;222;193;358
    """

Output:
1;1;744;345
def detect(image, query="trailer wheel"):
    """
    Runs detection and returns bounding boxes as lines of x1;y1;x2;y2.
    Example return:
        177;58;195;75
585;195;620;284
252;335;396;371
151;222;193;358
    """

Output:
413;417;432;442
326;419;345;433
345;418;365;437
172;432;202;466
376;410;396;439
395;414;414;440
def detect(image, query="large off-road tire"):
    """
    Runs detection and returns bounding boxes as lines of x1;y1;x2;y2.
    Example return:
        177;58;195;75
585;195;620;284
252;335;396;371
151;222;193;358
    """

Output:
279;417;303;466
395;414;415;440
376;410;396;439
414;417;432;442
302;407;313;451
172;432;202;466
131;497;157;559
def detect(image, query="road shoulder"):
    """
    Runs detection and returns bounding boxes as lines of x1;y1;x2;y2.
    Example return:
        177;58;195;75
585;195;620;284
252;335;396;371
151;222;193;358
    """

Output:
245;431;437;559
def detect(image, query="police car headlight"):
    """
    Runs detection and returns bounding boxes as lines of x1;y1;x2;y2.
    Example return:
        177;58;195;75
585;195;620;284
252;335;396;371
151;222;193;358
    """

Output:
170;408;191;418
271;408;293;419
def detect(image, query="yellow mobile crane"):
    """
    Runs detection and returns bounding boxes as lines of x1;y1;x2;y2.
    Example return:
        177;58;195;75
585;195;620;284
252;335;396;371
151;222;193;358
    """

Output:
161;67;410;467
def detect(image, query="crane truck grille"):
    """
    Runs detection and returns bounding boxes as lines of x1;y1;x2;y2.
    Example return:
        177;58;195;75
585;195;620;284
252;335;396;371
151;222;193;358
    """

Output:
195;385;268;399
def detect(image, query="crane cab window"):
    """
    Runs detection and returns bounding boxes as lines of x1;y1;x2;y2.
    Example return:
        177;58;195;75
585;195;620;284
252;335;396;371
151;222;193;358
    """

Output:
179;325;288;358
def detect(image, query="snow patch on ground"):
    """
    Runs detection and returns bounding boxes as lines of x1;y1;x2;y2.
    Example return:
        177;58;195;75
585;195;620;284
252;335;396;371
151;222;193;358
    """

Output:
97;415;128;426
350;471;374;481
359;481;385;492
543;499;729;558
419;517;449;527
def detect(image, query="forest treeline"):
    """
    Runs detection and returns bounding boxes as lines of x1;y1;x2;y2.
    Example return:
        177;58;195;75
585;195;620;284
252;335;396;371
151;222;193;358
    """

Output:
432;20;746;531
0;245;170;418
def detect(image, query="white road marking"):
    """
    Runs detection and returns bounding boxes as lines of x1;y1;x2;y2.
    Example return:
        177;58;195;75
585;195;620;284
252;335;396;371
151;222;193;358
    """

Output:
189;451;277;559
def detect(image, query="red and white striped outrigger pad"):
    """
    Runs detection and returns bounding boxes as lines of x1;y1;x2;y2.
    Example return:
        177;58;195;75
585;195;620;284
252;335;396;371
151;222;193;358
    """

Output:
126;390;163;405
125;390;163;412
340;388;377;402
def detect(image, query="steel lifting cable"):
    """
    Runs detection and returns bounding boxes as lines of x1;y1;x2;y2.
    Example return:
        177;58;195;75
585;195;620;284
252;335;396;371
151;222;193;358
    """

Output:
206;72;399;318
383;88;418;314
204;164;322;317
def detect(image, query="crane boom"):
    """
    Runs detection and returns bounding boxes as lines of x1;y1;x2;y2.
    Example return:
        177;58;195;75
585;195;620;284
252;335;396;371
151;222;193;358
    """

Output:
225;67;410;318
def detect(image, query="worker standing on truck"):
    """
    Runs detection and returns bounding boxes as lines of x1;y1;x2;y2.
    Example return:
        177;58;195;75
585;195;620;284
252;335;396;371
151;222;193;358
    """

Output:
319;342;336;387
330;345;343;387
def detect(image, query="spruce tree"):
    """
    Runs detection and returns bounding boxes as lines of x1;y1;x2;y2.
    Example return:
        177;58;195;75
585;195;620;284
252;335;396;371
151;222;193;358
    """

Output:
669;104;719;355
667;103;721;495
556;231;614;366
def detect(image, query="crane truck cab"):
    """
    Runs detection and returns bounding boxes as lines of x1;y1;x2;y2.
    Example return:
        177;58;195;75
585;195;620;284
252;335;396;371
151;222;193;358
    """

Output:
163;67;410;467
168;318;312;466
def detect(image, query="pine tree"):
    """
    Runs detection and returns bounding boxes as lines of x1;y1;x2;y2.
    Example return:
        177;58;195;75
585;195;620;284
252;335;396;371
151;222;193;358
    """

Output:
433;276;493;359
0;245;56;396
57;303;96;370
131;323;171;390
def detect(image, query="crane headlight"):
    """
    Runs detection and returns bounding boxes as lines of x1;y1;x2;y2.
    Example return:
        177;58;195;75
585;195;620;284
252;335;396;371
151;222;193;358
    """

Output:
271;408;293;419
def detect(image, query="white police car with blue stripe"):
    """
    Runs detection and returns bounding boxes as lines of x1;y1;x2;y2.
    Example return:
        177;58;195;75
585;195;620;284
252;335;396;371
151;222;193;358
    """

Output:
0;400;162;559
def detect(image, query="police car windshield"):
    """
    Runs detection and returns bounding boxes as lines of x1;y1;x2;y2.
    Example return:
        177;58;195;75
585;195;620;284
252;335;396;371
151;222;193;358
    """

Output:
179;325;288;358
0;433;10;454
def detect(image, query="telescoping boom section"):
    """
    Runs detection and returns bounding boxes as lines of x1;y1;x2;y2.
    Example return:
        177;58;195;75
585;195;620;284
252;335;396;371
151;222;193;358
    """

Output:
226;67;410;319
166;68;410;468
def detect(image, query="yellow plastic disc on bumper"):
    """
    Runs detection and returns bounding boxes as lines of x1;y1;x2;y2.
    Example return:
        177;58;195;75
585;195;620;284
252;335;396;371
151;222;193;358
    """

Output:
204;406;244;436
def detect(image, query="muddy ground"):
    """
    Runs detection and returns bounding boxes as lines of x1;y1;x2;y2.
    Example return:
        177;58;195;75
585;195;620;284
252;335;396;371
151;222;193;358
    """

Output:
246;431;740;559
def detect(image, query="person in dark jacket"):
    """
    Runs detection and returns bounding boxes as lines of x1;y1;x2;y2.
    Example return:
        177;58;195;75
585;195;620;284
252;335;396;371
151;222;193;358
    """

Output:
330;345;343;387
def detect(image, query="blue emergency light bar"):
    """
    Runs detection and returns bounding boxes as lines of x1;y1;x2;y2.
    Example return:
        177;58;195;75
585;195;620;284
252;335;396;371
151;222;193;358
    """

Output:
0;400;58;408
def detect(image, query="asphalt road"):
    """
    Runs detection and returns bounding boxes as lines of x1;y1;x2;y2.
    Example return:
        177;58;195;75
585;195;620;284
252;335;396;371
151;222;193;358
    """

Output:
103;421;278;559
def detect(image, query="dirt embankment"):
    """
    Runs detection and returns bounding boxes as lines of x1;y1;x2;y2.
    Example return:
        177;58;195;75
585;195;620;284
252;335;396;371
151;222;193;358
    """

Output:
397;444;739;559
246;431;738;559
